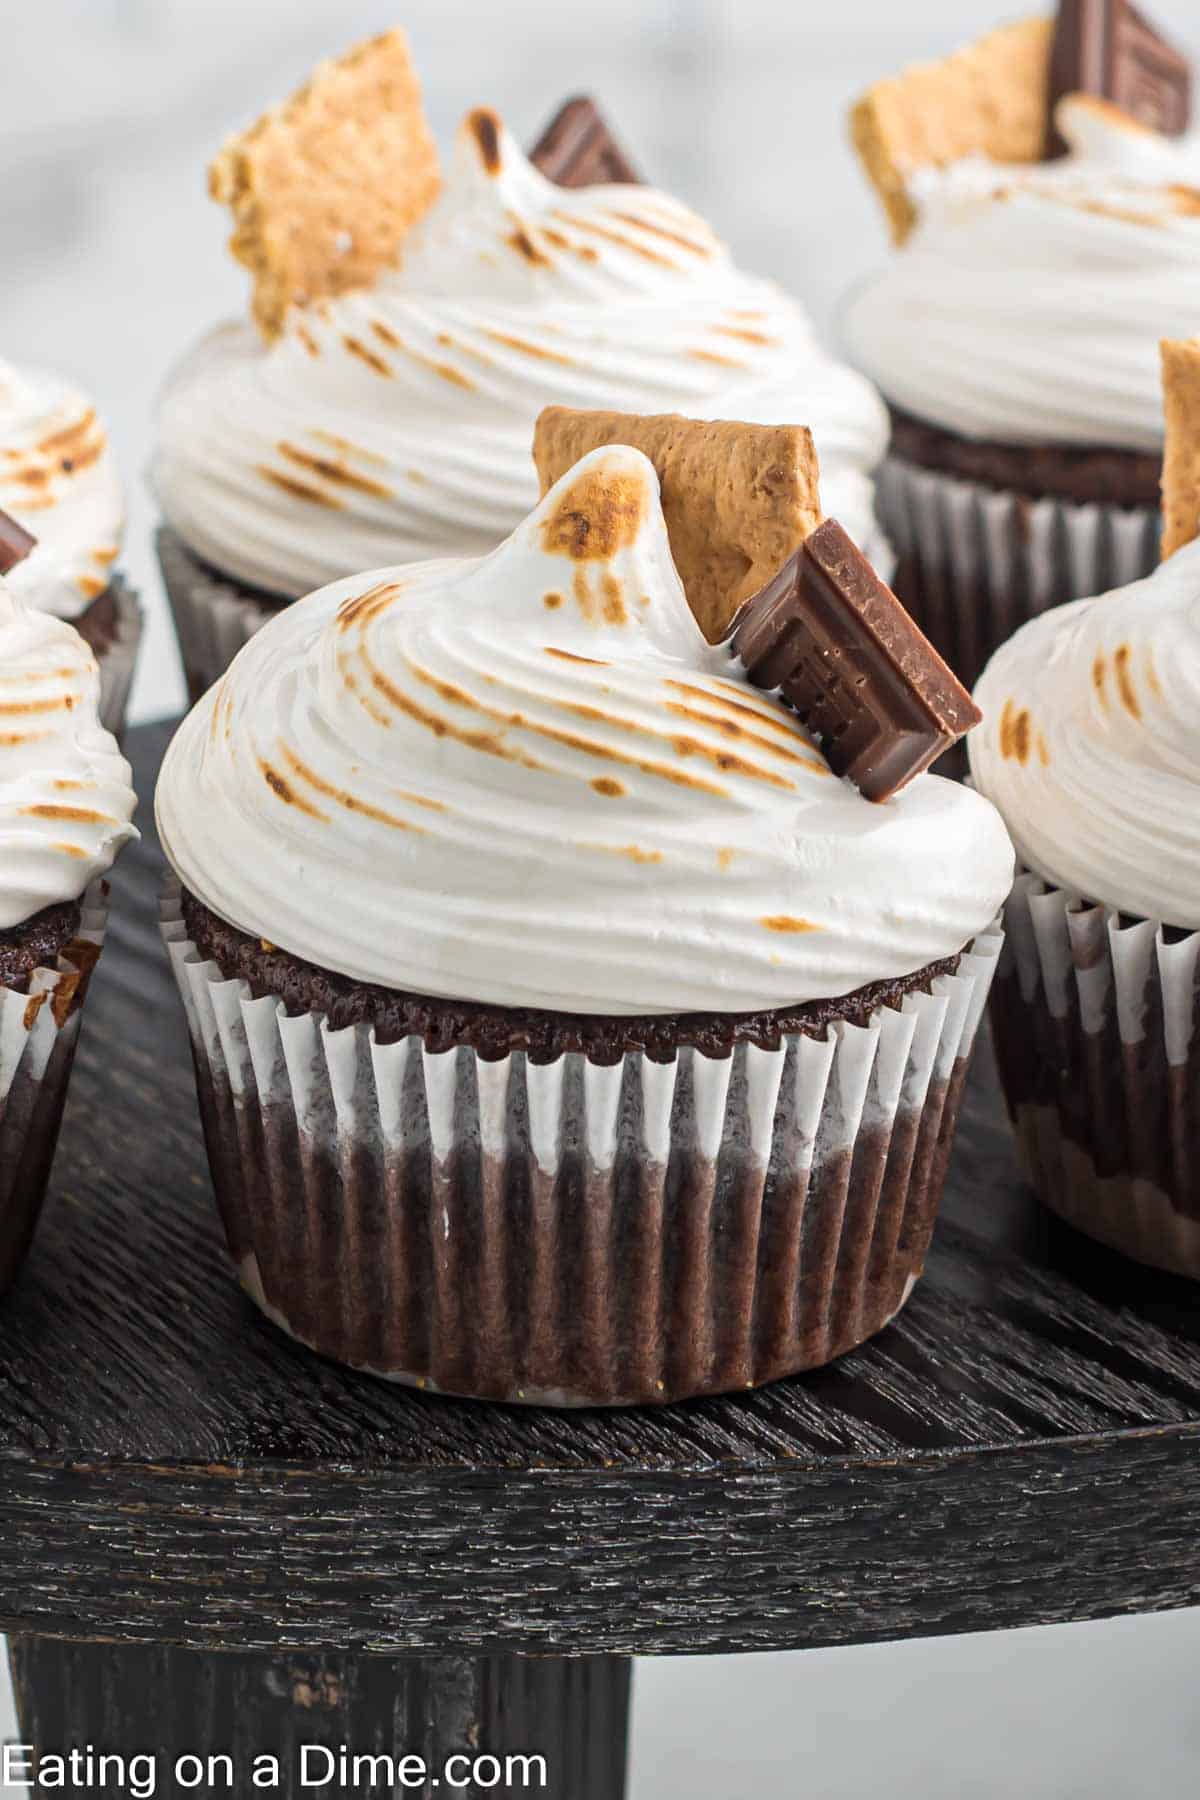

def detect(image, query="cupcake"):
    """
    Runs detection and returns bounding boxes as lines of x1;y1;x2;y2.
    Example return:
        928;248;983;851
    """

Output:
152;27;891;700
845;10;1199;690
0;531;138;1294
0;355;140;735
969;337;1200;1276
156;416;1011;1404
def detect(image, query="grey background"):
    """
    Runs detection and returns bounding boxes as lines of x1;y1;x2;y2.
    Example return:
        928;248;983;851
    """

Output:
3;2;1200;1790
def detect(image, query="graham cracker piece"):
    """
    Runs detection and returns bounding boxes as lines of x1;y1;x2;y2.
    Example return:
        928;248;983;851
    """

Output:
209;28;441;341
533;408;822;642
850;17;1054;244
1160;337;1200;558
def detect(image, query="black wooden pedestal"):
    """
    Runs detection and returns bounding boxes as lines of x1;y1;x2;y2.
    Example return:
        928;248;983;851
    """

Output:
3;723;1200;1796
7;1640;630;1798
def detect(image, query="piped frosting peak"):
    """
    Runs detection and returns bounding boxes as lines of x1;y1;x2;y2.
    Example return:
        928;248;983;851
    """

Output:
154;112;889;598
157;448;1011;1013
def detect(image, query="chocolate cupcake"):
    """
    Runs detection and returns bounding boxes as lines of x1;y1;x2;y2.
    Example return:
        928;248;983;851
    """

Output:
969;337;1200;1276
156;421;1010;1403
845;8;1197;691
0;577;138;1294
0;356;141;734
152;27;891;700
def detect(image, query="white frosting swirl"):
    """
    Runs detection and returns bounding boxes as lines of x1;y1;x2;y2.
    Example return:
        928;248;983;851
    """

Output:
845;98;1200;450
0;358;124;619
154;110;889;596
970;538;1200;928
0;590;138;929
156;447;1011;1014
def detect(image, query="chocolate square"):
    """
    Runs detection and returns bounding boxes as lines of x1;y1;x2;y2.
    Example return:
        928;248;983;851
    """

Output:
1047;0;1190;155
1111;3;1192;134
0;508;36;577
731;521;981;801
529;96;640;188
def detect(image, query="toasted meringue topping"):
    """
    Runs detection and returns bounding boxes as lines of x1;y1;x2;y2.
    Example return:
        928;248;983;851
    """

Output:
846;97;1200;451
156;448;1010;1012
0;359;124;619
971;539;1200;929
0;589;137;927
155;111;889;598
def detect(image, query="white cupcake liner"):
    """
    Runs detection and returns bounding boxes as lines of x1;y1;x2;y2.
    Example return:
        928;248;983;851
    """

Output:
993;871;1200;1276
0;882;110;1294
96;576;143;739
877;457;1160;691
156;527;281;701
161;884;1002;1404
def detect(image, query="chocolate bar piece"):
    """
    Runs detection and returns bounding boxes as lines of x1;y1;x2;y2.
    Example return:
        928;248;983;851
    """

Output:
529;96;640;187
0;507;36;577
1047;0;1190;156
732;520;981;802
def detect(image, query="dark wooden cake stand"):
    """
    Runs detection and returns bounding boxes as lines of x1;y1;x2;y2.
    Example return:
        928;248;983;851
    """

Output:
2;723;1199;1798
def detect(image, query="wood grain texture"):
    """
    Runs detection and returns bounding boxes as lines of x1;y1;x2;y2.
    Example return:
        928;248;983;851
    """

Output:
0;722;1199;1654
8;1639;631;1799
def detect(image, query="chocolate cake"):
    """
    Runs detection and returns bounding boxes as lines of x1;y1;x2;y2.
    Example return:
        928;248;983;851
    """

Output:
967;339;1200;1278
158;427;1010;1403
174;882;989;1404
181;888;961;1061
0;590;136;1297
71;584;129;661
0;902;82;991
888;405;1163;509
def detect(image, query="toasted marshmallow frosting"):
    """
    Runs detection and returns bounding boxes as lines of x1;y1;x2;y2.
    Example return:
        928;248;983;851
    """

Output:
154;110;889;598
845;98;1200;451
970;539;1200;929
157;448;1011;1014
0;590;138;930
0;358;124;620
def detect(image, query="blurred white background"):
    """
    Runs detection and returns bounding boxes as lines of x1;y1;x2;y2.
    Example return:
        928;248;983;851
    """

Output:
4;2;1200;1792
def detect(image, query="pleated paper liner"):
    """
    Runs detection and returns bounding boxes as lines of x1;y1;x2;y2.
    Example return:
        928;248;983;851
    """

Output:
992;872;1200;1277
161;886;1002;1405
0;884;110;1295
96;577;144;739
156;527;282;703
878;458;1161;696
